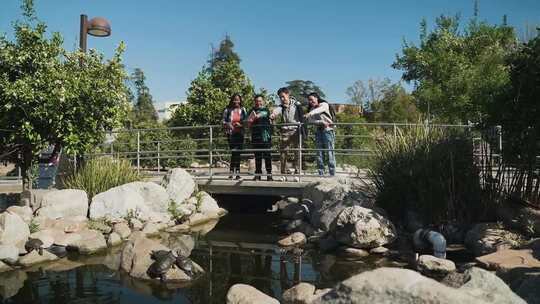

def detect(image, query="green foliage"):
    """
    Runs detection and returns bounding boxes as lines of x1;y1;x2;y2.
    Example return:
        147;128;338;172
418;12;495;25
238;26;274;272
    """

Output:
208;34;240;72
333;109;372;167
0;5;129;188
393;15;517;123
370;125;486;225
170;36;256;127
62;157;140;199
88;217;113;233
114;121;197;169
370;83;420;123
130;68;158;124
285;80;326;105
487;33;540;205
167;200;188;223
123;209;136;226
29;218;40;233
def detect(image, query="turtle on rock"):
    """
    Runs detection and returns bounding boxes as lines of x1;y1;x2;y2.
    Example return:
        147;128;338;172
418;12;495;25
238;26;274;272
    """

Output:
147;250;196;282
175;255;194;277
25;238;44;255
147;250;177;282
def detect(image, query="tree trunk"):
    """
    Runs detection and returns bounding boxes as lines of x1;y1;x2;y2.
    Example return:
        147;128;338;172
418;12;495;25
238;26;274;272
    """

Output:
20;146;34;192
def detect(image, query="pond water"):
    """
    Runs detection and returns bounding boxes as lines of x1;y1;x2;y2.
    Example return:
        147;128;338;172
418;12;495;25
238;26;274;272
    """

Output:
0;212;406;304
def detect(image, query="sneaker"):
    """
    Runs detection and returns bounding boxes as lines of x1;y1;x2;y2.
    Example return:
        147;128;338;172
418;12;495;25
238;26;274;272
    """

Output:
253;176;261;181
235;175;242;180
228;175;233;179
292;176;300;182
267;175;273;181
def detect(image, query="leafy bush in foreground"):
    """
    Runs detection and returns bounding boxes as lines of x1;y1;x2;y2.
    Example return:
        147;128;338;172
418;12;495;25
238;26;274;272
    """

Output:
369;125;486;225
63;157;140;199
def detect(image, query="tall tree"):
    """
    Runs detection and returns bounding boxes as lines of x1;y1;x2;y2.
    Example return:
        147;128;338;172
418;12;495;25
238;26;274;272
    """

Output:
0;0;129;189
393;15;517;123
130;68;158;124
285;80;325;105
370;83;420;123
346;78;391;112
170;36;255;127
207;34;241;73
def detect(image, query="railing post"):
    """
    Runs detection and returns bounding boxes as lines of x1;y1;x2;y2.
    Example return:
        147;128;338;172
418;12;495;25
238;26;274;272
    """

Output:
393;123;397;140
73;152;77;173
136;131;140;173
157;142;161;173
298;122;302;182
209;126;213;179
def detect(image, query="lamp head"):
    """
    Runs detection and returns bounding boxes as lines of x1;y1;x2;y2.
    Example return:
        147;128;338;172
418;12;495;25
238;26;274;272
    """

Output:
87;17;111;37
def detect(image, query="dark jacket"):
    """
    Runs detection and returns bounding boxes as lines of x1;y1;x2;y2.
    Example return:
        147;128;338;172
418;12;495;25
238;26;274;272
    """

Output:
248;106;272;143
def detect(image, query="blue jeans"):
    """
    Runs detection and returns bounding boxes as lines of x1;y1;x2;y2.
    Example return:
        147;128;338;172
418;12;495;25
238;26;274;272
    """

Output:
315;129;336;176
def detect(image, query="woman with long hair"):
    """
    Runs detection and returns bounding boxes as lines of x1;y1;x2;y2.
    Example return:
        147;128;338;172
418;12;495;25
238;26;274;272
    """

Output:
304;92;336;176
222;93;247;179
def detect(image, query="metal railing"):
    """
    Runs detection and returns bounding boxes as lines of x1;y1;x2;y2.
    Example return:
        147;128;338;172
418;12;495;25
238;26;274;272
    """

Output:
83;122;477;181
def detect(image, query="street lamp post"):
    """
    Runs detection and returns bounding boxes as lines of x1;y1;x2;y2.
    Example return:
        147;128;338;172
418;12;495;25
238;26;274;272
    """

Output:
79;14;112;53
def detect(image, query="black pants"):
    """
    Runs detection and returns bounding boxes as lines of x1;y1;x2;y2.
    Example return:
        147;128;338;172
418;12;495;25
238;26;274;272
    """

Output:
253;141;272;174
229;133;244;173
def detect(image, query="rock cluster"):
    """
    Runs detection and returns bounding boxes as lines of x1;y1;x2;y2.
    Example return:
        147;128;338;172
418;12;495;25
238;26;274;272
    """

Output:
0;168;225;279
278;177;394;258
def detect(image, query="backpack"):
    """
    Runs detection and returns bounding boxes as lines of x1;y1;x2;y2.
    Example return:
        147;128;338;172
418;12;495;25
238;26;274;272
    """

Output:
319;100;337;123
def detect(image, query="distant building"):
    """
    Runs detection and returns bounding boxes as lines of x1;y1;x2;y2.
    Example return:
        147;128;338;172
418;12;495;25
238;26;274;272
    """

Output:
330;102;363;115
156;100;186;121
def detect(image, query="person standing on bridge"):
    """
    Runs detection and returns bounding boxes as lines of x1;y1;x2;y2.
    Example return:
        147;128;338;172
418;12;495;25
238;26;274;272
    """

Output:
222;93;247;180
247;94;273;181
270;87;305;182
304;92;336;176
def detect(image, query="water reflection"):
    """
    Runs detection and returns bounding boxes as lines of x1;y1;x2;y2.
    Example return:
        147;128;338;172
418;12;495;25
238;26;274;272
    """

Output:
0;213;397;303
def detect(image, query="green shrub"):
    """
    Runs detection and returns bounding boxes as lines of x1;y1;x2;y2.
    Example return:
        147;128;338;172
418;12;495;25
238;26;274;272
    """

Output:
369;125;486;225
62;157;140;199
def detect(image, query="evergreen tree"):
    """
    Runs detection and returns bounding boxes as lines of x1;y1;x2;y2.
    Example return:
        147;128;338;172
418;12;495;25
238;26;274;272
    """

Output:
131;68;158;124
170;36;255;127
207;34;241;73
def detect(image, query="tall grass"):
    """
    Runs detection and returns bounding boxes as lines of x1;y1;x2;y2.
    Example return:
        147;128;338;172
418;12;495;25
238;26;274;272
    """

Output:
63;157;141;199
369;125;486;225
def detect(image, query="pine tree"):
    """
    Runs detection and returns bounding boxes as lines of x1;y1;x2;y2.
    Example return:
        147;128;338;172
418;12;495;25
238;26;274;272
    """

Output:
131;68;158;124
170;36;256;127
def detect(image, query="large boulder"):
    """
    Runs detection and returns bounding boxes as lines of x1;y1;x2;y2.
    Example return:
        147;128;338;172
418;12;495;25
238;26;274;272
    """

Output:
332;206;396;249
460;267;526;304
35;189;88;219
123;182;169;213
311;267;525;304
196;192;221;216
89;184;152;220
465;223;523;256
304;178;372;233
476;249;540;272
6;206;32;225
0;244;19;265
226;284;280;304
162;168;197;204
71;229;107;254
0;211;30;250
18;250;59;267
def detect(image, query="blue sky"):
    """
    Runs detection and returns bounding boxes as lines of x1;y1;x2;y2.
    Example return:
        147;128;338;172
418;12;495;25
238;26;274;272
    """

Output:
1;0;539;106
